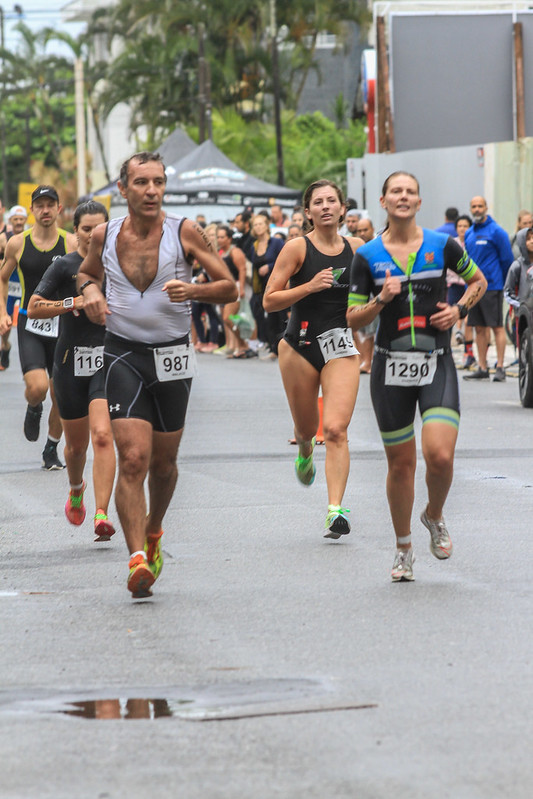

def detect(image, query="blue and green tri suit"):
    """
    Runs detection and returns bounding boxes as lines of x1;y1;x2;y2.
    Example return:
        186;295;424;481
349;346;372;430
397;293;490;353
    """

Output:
349;230;479;446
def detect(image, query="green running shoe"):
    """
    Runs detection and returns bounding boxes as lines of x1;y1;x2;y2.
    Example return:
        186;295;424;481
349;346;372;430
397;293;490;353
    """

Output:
144;529;164;580
294;438;316;486
324;505;350;539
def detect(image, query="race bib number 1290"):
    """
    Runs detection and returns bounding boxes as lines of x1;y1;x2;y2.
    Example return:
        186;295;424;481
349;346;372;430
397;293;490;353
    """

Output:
384;351;437;387
154;343;198;381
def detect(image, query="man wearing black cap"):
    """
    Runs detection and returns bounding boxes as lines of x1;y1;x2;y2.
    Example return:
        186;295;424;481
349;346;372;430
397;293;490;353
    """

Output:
0;185;77;469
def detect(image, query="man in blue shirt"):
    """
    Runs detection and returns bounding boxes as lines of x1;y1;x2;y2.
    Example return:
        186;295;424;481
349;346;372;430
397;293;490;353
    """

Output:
435;206;458;236
463;196;514;382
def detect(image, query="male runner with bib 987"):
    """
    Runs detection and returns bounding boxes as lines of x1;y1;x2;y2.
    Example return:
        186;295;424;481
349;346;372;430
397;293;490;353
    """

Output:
77;151;237;599
0;186;77;469
347;172;486;582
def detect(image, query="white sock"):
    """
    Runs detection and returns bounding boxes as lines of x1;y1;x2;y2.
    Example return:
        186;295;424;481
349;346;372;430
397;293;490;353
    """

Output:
131;550;147;561
397;534;411;546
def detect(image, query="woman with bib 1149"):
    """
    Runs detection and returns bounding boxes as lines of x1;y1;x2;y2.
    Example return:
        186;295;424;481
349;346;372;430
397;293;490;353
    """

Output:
264;179;362;539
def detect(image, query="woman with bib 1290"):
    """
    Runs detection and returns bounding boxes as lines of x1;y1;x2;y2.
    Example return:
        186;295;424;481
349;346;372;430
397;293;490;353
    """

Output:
347;172;486;582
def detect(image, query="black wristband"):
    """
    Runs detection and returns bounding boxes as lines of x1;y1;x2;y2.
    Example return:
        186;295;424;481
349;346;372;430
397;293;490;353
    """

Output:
455;303;468;319
79;280;95;294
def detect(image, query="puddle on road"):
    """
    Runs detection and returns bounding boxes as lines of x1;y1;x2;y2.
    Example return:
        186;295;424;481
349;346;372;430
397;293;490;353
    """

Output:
1;679;377;722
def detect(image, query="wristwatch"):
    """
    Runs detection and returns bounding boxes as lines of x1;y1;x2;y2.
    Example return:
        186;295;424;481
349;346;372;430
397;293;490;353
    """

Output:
375;293;387;305
63;297;74;309
79;280;94;294
455;303;468;319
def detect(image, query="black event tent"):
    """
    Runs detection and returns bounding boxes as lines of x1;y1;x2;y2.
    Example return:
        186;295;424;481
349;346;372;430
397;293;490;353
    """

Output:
163;139;301;207
92;128;197;197
109;139;300;209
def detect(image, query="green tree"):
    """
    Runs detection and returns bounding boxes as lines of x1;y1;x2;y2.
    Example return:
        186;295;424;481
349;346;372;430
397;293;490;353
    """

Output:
0;22;76;202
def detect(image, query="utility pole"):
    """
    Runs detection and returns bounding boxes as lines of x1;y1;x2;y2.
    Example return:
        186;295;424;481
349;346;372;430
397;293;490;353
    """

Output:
270;0;284;185
198;23;206;143
0;6;8;206
74;57;86;198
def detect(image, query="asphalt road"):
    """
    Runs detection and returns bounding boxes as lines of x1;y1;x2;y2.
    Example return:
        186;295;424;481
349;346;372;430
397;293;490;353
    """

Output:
1;339;532;799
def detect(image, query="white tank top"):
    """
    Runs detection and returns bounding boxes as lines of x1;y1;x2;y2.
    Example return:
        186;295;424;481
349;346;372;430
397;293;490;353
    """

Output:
101;214;192;343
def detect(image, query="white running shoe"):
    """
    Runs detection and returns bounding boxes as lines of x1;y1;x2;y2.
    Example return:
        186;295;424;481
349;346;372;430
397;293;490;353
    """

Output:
391;548;415;582
420;507;453;559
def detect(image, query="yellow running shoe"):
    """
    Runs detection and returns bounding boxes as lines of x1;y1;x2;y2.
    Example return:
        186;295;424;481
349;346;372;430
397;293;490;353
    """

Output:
127;554;155;598
144;530;164;580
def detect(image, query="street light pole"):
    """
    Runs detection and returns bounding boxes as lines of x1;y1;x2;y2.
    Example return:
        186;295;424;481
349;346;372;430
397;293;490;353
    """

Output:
0;6;8;206
270;0;284;186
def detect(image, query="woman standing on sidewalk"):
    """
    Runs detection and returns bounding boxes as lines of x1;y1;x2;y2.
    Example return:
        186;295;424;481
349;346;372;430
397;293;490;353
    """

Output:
263;179;361;538
27;201;116;542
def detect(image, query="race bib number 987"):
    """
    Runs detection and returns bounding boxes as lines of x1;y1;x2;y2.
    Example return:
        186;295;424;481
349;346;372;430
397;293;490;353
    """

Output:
384;352;437;387
154;343;198;382
316;327;358;364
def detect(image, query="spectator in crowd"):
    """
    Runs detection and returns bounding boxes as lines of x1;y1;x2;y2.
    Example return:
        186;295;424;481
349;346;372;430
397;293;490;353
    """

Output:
345;209;360;236
511;209;533;259
450;214;476;368
250;213;285;358
356;217;375;243
354;216;377;373
504;225;533;311
464;196;514;382
287;223;303;241
217;224;252;359
195;214;207;228
291;208;305;228
233;210;254;261
270;204;290;228
435;207;459;236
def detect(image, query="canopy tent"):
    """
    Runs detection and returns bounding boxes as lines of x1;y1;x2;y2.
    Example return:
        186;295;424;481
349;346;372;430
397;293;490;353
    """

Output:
108;139;301;213
91;128;197;197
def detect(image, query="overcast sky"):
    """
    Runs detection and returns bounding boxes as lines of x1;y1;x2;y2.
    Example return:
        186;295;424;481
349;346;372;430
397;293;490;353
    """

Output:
3;3;84;52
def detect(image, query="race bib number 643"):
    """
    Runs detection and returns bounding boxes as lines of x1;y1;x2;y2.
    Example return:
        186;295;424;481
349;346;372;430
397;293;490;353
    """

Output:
154;343;198;381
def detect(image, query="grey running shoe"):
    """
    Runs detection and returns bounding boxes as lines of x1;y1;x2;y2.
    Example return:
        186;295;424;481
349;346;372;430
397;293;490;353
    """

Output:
463;367;489;380
420;507;453;559
42;444;65;471
493;366;506;382
462;354;476;370
391;548;415;582
24;402;43;441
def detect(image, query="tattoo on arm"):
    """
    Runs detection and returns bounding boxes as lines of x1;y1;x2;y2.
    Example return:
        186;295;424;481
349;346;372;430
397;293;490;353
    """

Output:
464;284;482;309
194;223;214;252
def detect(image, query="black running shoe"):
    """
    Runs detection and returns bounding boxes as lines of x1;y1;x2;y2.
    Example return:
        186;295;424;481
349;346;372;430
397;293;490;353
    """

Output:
24;402;43;441
42;444;64;471
0;347;10;370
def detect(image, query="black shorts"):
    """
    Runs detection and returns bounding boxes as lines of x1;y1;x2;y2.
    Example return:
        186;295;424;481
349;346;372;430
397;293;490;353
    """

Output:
467;290;503;328
370;351;460;446
17;313;57;376
53;348;106;420
104;332;193;433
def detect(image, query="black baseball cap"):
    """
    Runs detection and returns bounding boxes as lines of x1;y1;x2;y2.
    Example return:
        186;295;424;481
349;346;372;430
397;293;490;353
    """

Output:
31;185;59;204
